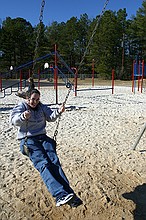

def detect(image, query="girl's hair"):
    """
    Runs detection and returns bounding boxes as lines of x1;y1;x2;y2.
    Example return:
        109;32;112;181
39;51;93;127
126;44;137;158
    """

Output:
28;77;34;82
26;89;40;98
29;77;34;82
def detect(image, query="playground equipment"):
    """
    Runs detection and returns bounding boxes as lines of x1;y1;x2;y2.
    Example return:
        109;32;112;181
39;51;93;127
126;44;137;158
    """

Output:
78;0;110;71
0;53;53;96
1;0;110;140
0;80;27;98
74;68;115;96
132;58;145;93
0;51;74;99
132;123;146;151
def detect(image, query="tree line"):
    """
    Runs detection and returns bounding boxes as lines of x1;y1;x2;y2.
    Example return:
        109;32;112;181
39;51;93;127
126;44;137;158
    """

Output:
0;0;146;80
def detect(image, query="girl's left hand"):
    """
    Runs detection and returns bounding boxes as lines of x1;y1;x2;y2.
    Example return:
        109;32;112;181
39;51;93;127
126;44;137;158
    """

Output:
58;104;65;113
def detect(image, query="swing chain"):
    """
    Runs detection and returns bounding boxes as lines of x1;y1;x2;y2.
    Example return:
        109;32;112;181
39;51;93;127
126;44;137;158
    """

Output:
78;0;110;71
32;0;45;76
39;0;45;22
63;83;73;106
53;84;73;141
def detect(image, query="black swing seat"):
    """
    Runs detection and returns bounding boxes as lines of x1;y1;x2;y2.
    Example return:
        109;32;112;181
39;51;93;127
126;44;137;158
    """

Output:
23;144;30;156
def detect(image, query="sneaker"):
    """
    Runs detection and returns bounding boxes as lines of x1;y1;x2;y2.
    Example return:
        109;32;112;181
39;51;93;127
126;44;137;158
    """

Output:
56;193;74;207
68;195;83;208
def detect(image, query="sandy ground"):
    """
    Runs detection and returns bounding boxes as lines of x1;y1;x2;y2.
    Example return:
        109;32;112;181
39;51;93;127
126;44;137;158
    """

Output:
0;83;146;220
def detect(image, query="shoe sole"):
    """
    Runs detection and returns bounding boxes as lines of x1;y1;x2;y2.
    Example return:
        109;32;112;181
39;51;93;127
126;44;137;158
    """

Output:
68;196;83;207
56;193;74;207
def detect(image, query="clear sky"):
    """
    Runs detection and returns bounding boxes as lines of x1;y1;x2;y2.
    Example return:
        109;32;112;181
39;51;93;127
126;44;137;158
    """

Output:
0;0;144;26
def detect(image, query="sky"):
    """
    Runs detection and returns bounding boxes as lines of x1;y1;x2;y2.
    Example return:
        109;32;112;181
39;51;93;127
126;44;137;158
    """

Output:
0;0;144;26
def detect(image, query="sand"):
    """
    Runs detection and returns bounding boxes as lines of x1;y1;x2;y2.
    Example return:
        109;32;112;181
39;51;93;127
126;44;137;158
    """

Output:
0;84;146;220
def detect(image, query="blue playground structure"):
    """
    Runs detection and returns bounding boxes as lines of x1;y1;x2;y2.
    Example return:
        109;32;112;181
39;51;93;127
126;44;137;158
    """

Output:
132;56;145;93
0;52;75;98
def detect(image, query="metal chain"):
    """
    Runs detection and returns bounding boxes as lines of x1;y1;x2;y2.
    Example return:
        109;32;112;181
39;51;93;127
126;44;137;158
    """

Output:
62;84;73;106
78;0;110;72
32;0;45;76
31;0;109;141
53;85;73;141
53;0;110;141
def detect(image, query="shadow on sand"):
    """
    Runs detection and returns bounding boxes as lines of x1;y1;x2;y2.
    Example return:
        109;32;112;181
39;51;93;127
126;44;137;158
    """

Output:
122;183;146;220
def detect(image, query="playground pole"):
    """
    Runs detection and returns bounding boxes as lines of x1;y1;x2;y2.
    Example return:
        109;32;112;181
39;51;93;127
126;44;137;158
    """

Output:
38;68;40;90
132;60;135;93
20;70;22;91
132;59;144;93
29;69;31;78
72;67;77;96
92;59;95;87
133;123;146;150
138;60;140;91
112;69;114;94
141;60;144;93
54;44;58;104
0;73;2;92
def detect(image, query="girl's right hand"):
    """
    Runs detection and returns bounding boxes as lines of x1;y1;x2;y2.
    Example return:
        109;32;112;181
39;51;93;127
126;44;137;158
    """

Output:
23;110;31;119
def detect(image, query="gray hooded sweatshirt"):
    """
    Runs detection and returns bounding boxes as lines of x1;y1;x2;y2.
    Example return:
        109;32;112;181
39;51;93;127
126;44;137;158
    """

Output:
10;101;60;140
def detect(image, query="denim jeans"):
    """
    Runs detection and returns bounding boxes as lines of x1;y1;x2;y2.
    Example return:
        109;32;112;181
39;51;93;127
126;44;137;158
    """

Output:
20;134;74;199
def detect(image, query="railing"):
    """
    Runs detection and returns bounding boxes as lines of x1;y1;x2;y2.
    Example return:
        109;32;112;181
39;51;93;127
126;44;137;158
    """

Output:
0;80;27;98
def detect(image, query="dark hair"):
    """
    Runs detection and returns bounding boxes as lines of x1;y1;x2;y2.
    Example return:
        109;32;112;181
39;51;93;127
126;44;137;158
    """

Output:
29;77;34;82
28;77;35;90
26;89;40;98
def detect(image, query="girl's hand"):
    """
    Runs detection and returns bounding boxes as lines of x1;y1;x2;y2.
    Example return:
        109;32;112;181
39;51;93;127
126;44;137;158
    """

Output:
23;110;31;119
58;105;65;113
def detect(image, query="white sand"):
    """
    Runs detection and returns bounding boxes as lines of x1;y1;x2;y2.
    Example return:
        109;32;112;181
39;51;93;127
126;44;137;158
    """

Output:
0;85;146;220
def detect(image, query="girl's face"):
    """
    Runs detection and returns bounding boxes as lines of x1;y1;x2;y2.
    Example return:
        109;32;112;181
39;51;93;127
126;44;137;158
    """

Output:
27;93;40;108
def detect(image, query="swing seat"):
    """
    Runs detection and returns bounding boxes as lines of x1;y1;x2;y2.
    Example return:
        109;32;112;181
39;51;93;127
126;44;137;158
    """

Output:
20;138;29;156
22;145;29;156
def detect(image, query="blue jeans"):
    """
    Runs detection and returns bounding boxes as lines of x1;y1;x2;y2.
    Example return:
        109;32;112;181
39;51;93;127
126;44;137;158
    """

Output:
20;134;74;199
